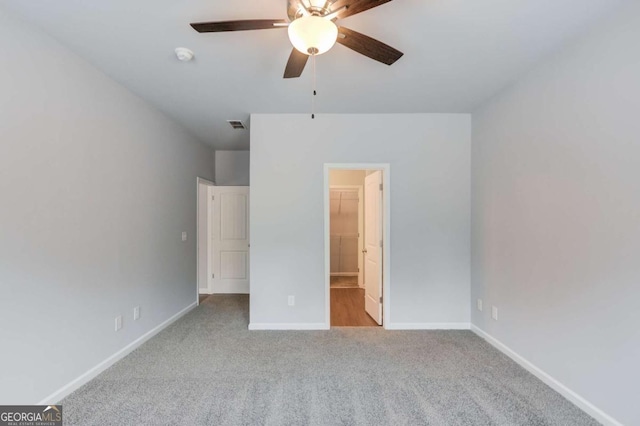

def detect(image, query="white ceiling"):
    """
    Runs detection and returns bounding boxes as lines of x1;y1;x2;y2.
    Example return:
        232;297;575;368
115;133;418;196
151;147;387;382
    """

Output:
1;0;628;150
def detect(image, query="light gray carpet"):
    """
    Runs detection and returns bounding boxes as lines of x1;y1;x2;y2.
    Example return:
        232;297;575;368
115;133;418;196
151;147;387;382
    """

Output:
61;295;597;425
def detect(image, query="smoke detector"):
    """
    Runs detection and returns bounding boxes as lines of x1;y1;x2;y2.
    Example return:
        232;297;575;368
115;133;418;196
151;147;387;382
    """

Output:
175;47;194;62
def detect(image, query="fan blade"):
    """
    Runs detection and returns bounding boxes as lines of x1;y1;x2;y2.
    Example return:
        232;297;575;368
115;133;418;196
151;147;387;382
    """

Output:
337;27;403;65
330;0;392;20
284;48;309;78
190;19;288;33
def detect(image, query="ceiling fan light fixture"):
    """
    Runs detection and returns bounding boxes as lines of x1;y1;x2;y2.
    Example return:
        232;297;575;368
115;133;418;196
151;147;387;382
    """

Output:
288;16;338;55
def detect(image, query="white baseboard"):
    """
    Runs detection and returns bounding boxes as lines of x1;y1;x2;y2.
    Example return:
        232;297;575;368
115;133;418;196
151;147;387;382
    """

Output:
37;302;197;405
385;322;470;330
248;323;329;330
212;282;249;294
470;325;622;426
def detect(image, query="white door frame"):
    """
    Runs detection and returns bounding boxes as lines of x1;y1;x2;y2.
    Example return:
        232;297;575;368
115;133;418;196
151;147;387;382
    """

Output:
324;164;391;329
329;185;364;287
196;177;215;306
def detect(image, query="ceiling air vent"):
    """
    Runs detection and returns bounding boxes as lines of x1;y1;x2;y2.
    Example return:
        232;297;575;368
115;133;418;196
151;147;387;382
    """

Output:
227;120;246;130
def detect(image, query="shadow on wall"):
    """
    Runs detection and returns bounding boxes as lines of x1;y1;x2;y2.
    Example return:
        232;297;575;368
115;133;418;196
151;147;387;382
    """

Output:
215;151;249;186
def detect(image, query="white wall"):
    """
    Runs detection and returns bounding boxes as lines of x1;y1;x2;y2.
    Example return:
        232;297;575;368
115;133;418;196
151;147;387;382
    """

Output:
215;150;249;186
250;114;470;327
471;3;640;425
329;170;366;186
0;10;214;404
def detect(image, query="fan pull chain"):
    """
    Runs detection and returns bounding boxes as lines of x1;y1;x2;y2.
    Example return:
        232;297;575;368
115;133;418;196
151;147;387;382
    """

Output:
311;52;316;119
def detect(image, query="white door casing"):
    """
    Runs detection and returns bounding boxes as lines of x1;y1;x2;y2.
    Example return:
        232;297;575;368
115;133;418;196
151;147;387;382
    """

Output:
211;186;250;294
197;178;215;299
364;171;383;324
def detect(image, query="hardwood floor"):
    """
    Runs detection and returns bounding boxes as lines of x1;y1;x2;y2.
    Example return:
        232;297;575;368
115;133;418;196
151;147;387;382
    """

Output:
330;276;359;288
331;287;379;327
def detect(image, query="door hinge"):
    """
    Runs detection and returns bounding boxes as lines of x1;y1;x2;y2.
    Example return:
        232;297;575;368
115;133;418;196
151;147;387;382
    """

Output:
212;195;215;201
379;183;383;191
380;240;383;248
379;296;383;303
212;273;215;279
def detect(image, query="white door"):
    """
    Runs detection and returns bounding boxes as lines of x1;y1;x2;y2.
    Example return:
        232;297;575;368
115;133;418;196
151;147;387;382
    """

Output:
211;186;250;294
364;171;383;324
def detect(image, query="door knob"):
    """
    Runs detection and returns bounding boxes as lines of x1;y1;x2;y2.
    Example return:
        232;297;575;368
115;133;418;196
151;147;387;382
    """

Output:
362;249;368;254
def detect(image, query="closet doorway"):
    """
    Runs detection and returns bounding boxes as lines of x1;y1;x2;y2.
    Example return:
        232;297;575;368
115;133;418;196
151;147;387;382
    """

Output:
330;185;363;288
325;166;389;327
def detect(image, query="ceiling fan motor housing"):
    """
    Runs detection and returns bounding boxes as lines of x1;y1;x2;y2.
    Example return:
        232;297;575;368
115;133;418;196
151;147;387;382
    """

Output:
288;0;333;20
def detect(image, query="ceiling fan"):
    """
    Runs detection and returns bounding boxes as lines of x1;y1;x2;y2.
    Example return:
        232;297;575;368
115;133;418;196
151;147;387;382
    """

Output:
190;0;403;79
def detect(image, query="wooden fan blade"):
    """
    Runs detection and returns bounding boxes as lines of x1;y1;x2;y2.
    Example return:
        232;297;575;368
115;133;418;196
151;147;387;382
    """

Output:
337;27;403;65
330;0;392;20
284;48;309;78
190;19;288;33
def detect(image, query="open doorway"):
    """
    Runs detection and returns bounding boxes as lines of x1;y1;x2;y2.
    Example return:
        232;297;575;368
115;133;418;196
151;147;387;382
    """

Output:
325;165;389;327
197;180;251;308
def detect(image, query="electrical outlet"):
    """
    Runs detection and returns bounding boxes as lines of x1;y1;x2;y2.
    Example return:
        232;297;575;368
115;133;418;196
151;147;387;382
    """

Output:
492;306;498;321
133;306;140;321
115;315;122;331
181;231;187;242
288;295;295;306
477;299;483;311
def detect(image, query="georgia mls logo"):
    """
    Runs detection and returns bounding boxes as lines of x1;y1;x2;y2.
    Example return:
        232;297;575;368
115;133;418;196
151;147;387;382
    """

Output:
0;405;63;426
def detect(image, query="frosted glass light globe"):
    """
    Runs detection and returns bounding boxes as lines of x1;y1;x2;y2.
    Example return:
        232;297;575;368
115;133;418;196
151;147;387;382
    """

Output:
288;16;338;55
